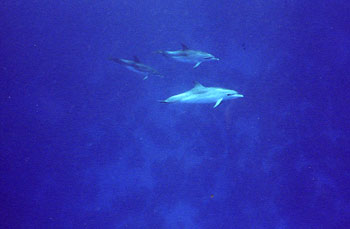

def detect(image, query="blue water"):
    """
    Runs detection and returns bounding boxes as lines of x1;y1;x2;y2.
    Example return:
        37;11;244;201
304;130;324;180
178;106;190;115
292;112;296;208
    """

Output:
1;1;350;228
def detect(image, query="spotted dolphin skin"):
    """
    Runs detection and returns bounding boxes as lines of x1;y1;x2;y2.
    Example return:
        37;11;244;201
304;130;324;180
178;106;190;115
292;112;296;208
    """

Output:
156;44;219;68
110;56;163;80
160;82;243;108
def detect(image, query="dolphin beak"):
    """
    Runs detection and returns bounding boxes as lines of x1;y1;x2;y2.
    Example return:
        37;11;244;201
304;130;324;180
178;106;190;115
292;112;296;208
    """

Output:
214;57;220;61
237;94;244;98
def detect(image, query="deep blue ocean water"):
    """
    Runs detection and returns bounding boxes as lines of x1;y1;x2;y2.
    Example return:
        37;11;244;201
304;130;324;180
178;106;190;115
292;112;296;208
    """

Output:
1;1;350;228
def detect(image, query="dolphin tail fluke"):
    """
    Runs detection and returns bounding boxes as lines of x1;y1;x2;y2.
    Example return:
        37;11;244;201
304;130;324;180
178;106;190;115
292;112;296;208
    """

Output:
109;58;123;64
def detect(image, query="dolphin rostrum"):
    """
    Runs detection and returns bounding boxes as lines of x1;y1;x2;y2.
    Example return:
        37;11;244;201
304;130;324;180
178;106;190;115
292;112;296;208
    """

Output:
156;44;219;68
110;56;163;80
160;82;243;108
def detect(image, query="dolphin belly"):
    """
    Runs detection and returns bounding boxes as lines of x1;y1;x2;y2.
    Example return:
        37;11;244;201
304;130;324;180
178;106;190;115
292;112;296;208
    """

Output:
126;66;143;74
179;94;218;103
171;56;196;63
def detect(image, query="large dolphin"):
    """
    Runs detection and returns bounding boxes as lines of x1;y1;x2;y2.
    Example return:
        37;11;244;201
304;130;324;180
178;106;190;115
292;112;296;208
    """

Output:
160;82;243;108
156;44;219;68
110;56;163;80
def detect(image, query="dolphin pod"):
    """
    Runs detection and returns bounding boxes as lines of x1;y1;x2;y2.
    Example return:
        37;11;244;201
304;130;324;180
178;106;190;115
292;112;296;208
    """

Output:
110;44;243;108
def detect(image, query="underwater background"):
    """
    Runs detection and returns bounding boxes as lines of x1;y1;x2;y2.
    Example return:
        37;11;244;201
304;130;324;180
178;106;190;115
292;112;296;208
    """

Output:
1;0;350;228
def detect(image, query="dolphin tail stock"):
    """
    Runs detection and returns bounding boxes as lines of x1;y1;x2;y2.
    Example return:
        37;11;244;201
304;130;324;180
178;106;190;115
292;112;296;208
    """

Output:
158;100;169;103
154;50;168;57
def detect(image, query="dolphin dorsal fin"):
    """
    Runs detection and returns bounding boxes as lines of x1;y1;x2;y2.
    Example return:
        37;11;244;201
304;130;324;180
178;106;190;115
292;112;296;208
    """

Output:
193;81;205;89
181;43;189;50
133;56;141;63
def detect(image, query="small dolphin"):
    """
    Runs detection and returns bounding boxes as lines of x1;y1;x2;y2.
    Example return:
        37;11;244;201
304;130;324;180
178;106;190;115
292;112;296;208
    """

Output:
160;82;243;108
156;44;219;68
110;56;163;80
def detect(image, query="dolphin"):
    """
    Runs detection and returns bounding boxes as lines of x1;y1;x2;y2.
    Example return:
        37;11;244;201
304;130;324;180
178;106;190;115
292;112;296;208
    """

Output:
110;56;163;80
160;82;243;108
156;44;219;68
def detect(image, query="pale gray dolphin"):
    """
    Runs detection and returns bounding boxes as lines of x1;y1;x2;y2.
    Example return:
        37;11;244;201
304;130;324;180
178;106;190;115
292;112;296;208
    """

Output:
110;56;163;80
160;82;243;108
156;44;219;68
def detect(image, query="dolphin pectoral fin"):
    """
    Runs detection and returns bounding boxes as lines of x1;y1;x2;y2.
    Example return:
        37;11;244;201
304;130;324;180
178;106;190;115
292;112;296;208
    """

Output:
213;98;223;108
193;62;201;68
143;75;149;80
